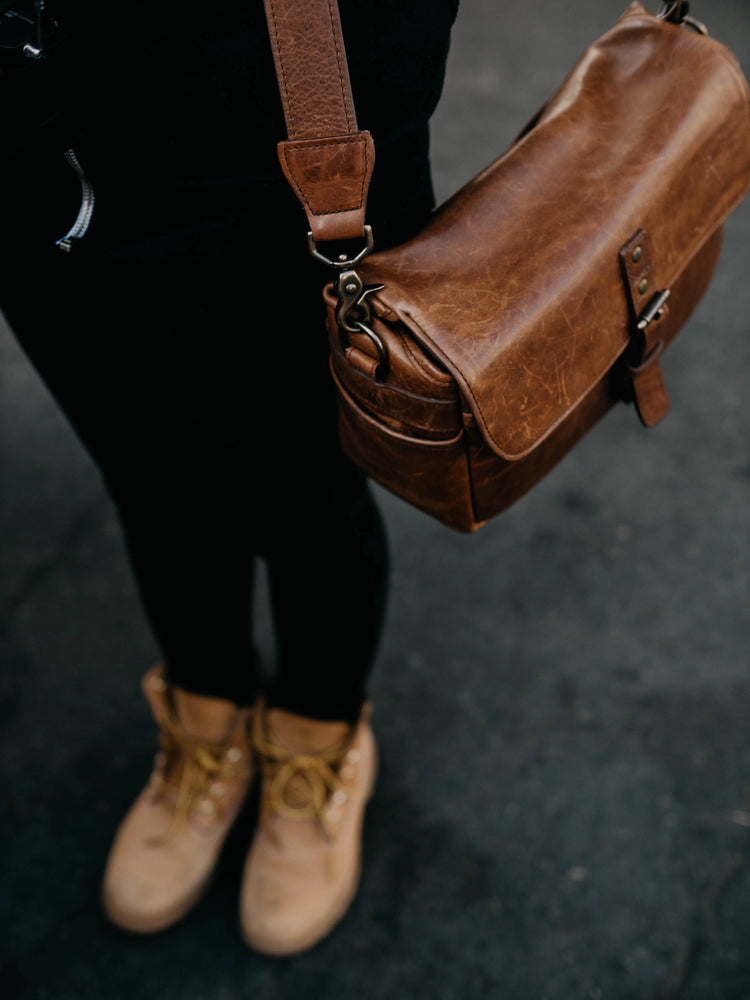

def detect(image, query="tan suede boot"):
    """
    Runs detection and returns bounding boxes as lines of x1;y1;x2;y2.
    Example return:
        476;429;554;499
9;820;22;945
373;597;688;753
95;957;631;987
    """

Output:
239;700;377;956
101;664;254;933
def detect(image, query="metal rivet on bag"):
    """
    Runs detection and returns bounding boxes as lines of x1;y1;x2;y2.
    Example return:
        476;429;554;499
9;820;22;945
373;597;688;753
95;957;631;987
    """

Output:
638;278;649;295
345;282;358;294
632;247;643;264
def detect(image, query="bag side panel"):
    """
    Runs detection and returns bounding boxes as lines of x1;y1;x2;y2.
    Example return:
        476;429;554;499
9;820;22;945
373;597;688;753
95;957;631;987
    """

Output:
333;370;480;531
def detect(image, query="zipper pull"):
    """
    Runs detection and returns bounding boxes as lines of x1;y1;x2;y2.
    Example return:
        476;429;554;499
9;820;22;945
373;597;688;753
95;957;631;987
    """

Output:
56;148;96;251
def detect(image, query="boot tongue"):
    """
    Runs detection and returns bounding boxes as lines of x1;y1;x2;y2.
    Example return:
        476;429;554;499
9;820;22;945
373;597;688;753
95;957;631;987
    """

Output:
173;687;241;744
266;708;349;755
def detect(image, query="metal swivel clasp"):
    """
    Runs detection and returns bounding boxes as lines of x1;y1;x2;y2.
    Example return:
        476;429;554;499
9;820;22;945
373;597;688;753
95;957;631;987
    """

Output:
334;269;388;379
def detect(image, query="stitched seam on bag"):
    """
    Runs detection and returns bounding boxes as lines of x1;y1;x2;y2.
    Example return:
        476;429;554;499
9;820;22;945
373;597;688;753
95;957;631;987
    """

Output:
267;0;354;140
331;352;460;418
267;0;297;139
359;401;459;437
280;137;369;215
338;367;458;407
326;0;355;133
333;370;464;447
463;431;482;529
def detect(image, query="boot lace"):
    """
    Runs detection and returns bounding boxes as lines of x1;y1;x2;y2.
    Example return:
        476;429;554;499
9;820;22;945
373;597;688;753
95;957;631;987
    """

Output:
253;700;358;840
149;695;243;842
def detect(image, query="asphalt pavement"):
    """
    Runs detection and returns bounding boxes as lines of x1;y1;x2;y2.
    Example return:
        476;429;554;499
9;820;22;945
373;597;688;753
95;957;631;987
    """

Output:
2;1;750;998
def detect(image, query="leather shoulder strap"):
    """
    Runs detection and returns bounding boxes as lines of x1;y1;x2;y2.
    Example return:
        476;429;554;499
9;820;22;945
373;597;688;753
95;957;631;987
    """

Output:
263;0;375;245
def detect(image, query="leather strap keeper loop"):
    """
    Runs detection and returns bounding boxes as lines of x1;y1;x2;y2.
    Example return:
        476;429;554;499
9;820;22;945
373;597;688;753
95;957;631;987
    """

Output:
278;133;375;244
619;229;671;427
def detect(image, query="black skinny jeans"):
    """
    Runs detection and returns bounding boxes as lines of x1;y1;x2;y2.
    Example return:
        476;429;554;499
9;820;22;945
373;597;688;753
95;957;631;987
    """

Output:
3;246;390;723
1;0;457;723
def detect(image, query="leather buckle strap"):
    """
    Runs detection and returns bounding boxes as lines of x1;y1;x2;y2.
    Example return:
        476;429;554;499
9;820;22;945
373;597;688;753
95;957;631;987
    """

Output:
619;229;672;427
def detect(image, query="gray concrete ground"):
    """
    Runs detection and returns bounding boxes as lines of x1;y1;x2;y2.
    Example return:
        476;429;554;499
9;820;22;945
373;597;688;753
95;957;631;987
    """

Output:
2;1;750;998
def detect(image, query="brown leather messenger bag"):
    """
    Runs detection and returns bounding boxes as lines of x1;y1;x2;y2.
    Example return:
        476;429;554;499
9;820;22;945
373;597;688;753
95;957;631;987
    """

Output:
263;0;750;532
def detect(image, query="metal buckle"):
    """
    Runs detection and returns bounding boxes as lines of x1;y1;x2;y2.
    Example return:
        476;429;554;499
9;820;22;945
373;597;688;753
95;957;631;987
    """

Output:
627;287;670;376
637;288;670;332
306;225;374;270
334;269;382;334
307;226;390;380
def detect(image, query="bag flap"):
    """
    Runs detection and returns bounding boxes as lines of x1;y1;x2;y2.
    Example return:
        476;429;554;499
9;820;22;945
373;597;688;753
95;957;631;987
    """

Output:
359;3;750;460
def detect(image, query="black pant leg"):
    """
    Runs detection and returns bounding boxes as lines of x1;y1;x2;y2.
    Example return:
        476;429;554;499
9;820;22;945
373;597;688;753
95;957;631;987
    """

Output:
2;254;262;701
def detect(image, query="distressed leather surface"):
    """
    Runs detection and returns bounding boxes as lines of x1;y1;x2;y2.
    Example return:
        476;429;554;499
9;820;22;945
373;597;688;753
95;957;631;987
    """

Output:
357;3;750;460
278;133;375;243
328;225;722;530
263;0;374;241
268;0;750;529
263;0;358;140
